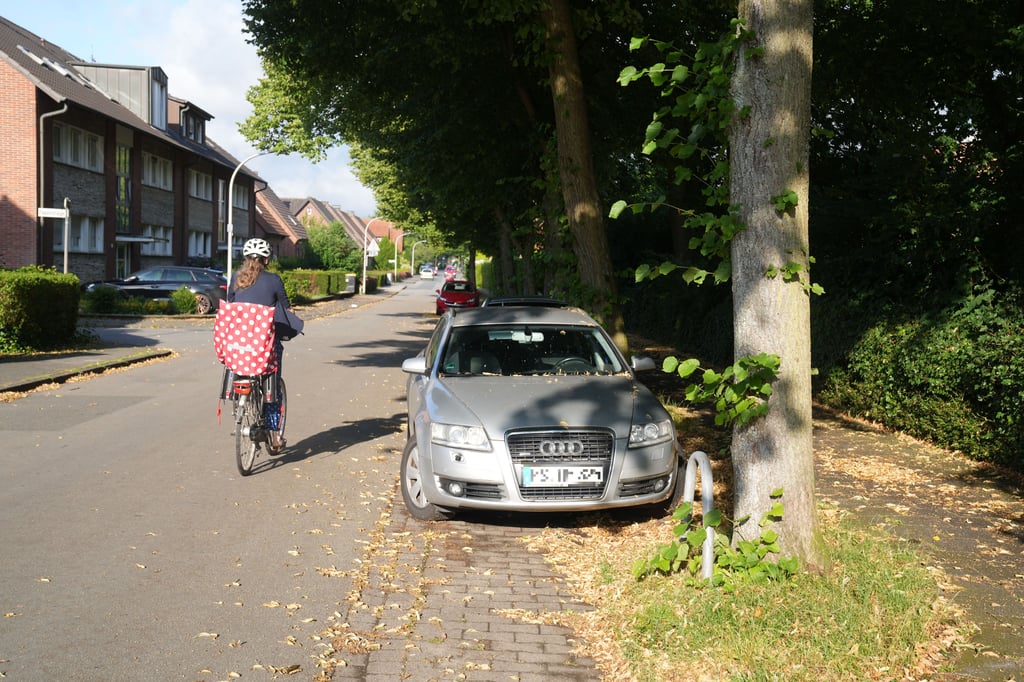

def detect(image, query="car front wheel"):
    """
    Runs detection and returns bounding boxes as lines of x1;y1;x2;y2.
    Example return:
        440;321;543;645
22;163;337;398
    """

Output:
400;438;449;521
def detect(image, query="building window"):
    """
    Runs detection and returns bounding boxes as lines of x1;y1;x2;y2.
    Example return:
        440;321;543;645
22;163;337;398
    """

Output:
52;123;103;172
150;75;167;130
217;179;226;241
183;113;205;144
141;152;173;190
188;230;211;258
188;170;213;200
140;225;173;256
232;182;249;210
54;215;103;253
115;145;132;233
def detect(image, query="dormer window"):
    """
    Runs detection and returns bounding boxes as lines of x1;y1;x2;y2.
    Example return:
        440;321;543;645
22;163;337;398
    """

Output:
150;71;167;130
183;112;205;144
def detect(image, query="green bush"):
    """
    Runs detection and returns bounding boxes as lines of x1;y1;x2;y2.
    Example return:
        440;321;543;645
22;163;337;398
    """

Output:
0;266;80;350
819;286;1024;469
81;286;123;314
118;296;175;315
170;287;197;314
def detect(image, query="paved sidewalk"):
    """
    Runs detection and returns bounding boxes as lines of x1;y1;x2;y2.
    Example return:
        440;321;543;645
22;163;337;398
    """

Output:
327;500;601;681
0;345;174;393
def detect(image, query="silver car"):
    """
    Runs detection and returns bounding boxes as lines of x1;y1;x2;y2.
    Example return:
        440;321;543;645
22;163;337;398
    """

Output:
400;306;683;519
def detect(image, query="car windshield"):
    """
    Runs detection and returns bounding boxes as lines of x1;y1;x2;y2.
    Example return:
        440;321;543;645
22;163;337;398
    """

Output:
439;324;626;376
443;282;475;293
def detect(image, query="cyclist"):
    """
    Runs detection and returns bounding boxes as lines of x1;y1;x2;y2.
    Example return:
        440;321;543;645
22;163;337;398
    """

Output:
229;237;290;450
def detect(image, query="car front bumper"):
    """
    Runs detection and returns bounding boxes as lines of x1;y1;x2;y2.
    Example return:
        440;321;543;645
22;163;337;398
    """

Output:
416;429;679;512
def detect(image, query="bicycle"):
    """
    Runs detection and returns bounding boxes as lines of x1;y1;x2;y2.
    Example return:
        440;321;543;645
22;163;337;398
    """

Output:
223;371;288;476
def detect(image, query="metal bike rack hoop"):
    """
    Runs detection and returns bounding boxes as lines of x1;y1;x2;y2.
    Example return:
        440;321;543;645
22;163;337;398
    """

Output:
680;450;716;581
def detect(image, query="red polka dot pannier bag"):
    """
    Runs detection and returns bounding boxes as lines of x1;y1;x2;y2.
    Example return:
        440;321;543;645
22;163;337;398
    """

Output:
213;301;279;376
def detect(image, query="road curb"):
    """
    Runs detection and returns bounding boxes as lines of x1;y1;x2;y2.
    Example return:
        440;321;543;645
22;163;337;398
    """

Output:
0;348;174;393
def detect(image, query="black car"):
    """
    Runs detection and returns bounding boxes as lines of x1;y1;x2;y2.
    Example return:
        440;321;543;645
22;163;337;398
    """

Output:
83;266;227;314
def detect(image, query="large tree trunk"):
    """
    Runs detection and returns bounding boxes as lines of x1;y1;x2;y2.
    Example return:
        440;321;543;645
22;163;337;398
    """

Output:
495;207;517;295
729;0;823;569
541;0;628;353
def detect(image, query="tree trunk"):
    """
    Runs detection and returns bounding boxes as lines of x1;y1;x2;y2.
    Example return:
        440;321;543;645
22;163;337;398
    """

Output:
541;0;628;353
495;207;517;295
729;0;823;569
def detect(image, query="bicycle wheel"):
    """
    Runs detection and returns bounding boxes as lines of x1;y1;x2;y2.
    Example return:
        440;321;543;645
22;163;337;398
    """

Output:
267;377;287;455
235;392;261;476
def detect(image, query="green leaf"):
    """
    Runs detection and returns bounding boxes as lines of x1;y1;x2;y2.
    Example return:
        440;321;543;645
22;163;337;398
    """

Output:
686;527;707;548
770;487;784;498
634;263;651;282
678;358;701;378
610;199;628;219
617;65;639;86
704;508;723;527
770;189;799;212
662;356;680;373
644;120;664;142
672;501;694;521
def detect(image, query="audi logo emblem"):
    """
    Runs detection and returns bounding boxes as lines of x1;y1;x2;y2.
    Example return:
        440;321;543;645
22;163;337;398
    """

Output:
539;440;584;455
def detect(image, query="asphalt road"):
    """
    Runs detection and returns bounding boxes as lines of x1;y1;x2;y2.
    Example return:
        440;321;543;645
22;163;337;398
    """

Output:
0;280;439;680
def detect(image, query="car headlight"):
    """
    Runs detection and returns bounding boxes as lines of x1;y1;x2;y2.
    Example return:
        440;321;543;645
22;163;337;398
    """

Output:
431;422;491;451
629;418;674;447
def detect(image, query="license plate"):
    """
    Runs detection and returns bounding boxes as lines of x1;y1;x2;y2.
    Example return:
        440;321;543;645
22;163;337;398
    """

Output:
521;465;603;487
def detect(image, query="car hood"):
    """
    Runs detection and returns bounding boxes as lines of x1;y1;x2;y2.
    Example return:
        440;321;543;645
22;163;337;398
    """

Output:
427;374;668;437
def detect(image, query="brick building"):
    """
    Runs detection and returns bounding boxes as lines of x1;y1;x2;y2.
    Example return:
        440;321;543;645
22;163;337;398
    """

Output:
0;16;264;282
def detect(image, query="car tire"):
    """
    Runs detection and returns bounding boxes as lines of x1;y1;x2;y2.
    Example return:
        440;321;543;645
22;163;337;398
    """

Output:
400;438;450;521
194;293;214;315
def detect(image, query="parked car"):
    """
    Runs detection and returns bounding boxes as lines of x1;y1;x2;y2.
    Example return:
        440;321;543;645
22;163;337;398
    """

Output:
481;295;569;308
399;305;683;520
435;279;480;314
419;263;436;279
83;266;227;314
443;264;457;282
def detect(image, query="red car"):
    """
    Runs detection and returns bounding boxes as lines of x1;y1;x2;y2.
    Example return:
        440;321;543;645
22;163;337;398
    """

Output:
435;280;480;314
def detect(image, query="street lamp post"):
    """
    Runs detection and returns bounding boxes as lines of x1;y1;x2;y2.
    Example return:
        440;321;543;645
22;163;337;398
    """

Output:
410;239;426;275
396;233;416;283
227;151;269;282
361;217;384;294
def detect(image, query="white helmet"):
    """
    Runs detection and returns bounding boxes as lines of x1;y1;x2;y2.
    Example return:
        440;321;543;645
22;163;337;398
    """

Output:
242;238;271;258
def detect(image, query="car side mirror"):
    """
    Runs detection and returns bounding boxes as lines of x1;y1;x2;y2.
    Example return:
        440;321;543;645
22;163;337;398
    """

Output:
631;355;657;372
402;357;428;375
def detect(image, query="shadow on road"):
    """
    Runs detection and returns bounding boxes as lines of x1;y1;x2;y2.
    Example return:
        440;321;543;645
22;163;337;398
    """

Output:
248;412;406;475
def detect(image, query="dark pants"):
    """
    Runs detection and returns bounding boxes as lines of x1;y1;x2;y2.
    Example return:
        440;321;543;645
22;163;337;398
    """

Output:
264;340;284;430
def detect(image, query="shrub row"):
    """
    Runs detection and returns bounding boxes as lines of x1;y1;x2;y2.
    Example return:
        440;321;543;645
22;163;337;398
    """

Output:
0;266;80;350
818;287;1023;469
278;269;357;303
620;272;1023;471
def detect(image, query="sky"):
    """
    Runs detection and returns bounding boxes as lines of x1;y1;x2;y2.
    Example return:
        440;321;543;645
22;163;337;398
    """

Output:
2;0;378;217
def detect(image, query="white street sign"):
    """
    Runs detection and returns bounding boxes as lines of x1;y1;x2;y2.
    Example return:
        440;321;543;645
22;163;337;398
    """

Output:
37;207;68;219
